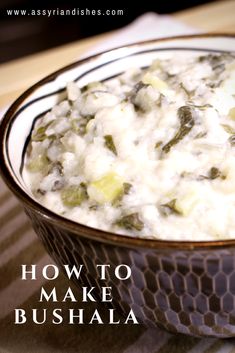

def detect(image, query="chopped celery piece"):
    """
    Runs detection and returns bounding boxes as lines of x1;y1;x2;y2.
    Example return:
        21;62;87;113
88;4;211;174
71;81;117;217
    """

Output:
229;107;235;120
155;141;163;149
115;213;144;231
104;135;117;155
88;172;124;204
209;167;224;180
26;154;49;173
61;184;87;207
142;72;167;92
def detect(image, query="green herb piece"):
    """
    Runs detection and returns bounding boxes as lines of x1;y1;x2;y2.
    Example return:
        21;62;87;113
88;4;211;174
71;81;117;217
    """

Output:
142;72;168;91
51;179;64;191
35;188;46;196
229;135;235;146
179;83;195;99
199;167;225;180
89;204;99;211
26;141;33;157
32;126;47;141
194;131;207;139
61;184;88;207
180;171;194;178
26;154;49;173
66;109;73;117
77;122;86;135
130;81;149;112
81;85;89;93
133;81;149;94
115;213;144;231
162;106;195;153
221;124;235;134
209;167;222;180
208;80;223;89
84;115;95;121
88;172;124;204
155;141;163;148
81;81;102;93
159;199;182;216
48;163;65;191
71;119;80;133
104;135;117;155
121;98;129;104
52;161;63;176
229;107;235;120
71;115;94;135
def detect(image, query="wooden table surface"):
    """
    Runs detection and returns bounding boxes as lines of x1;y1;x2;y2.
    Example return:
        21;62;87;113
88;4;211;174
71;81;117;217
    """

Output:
0;0;234;109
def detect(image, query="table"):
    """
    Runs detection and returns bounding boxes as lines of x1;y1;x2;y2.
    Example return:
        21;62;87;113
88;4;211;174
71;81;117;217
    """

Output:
0;0;234;110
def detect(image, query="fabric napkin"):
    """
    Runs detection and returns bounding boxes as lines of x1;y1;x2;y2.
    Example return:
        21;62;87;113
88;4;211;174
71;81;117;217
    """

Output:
1;12;235;353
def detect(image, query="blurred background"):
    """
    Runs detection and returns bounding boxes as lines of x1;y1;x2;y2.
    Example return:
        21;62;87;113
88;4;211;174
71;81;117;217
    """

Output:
0;0;218;64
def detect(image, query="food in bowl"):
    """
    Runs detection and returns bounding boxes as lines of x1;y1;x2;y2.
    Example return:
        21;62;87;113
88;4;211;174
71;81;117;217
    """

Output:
24;51;235;240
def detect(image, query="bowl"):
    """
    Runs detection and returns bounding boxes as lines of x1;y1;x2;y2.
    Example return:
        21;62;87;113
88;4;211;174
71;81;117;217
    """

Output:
1;34;235;338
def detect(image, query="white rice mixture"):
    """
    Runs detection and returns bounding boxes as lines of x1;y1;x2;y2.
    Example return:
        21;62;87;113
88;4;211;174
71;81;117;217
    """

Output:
24;52;235;240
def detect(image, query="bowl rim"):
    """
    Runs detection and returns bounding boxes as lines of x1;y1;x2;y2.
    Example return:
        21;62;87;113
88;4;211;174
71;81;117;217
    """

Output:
1;33;235;250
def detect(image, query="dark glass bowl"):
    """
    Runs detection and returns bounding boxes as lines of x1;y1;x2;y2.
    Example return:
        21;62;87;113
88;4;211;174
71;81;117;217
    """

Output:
1;34;235;337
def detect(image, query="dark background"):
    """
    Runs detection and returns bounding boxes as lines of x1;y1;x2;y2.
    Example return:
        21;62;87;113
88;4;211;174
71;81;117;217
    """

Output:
0;0;217;64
